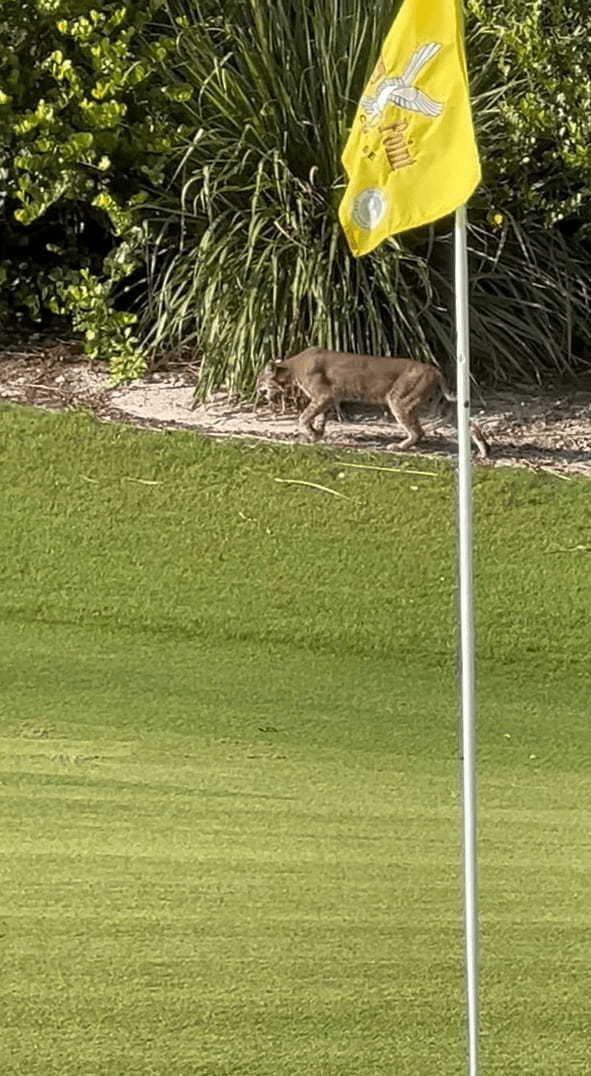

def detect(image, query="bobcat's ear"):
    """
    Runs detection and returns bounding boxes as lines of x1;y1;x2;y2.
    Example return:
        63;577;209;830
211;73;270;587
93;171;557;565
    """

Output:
273;358;288;369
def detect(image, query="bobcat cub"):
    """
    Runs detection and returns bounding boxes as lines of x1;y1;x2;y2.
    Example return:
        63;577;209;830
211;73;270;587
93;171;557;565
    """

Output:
257;347;489;457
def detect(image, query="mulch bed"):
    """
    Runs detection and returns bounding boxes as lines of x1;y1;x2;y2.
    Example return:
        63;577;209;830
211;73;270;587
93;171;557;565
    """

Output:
1;333;590;478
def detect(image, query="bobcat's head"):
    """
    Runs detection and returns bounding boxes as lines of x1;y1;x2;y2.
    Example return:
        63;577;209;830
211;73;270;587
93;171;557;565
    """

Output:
255;359;290;401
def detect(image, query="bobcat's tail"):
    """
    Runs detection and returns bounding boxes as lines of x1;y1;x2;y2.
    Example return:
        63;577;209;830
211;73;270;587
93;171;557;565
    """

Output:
436;370;490;458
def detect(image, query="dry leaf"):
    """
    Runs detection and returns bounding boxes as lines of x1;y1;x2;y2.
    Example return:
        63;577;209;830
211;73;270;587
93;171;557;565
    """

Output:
337;461;440;478
274;477;354;501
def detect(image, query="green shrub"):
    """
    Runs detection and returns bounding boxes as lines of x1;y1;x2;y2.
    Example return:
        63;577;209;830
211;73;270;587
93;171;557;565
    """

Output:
0;0;188;377
467;0;590;230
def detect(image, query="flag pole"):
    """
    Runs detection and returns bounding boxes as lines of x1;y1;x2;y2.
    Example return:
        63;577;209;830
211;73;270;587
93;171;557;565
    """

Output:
454;203;480;1076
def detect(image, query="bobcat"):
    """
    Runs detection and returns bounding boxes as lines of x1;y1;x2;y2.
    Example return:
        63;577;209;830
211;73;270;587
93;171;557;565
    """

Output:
256;347;489;457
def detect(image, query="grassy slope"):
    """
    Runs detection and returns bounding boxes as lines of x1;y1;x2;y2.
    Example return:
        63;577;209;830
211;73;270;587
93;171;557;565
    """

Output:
1;404;590;1075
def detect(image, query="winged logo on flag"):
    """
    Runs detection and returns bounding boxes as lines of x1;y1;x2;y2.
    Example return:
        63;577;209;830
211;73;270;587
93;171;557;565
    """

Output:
360;42;444;126
339;0;481;254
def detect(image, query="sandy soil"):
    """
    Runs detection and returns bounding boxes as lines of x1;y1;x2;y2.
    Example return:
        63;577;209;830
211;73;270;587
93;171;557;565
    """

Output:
1;333;590;478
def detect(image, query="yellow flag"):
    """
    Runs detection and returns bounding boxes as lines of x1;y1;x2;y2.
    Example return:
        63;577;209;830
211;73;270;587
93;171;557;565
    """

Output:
338;0;481;257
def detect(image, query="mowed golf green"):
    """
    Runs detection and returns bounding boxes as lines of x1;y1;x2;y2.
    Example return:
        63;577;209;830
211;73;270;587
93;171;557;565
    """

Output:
1;403;590;1076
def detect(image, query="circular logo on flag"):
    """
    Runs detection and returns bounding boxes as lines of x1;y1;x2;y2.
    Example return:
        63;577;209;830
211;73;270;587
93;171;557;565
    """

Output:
351;188;386;231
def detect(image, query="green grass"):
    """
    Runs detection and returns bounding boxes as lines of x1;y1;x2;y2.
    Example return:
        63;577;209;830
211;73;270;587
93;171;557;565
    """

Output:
1;403;590;1075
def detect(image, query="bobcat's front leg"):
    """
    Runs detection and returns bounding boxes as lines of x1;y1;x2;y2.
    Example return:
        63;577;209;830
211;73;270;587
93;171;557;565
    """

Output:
298;399;331;442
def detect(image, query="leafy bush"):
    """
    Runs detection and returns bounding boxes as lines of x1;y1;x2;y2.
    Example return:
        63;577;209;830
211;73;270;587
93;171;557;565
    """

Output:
0;0;189;377
467;0;590;231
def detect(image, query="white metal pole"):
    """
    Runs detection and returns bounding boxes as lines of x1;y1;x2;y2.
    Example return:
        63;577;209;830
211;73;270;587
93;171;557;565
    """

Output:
454;203;480;1076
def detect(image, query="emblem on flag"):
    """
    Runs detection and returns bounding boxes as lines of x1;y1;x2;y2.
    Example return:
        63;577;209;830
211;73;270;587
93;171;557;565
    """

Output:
360;43;444;126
